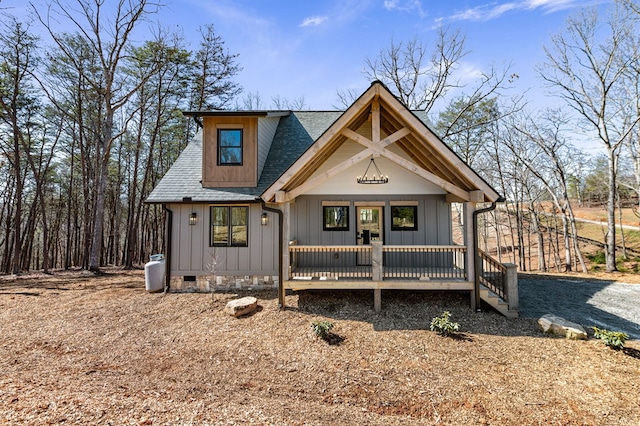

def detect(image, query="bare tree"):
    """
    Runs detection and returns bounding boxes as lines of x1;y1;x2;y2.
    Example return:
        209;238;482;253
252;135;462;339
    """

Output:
619;1;640;226
538;3;640;272
34;0;163;272
0;15;39;274
121;31;192;268
271;95;307;110
333;88;360;109
507;109;588;272
234;91;264;110
362;28;467;111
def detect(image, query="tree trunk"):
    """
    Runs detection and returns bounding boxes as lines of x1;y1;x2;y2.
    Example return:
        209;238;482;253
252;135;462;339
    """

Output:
10;128;22;274
606;149;617;272
618;194;627;259
89;143;110;271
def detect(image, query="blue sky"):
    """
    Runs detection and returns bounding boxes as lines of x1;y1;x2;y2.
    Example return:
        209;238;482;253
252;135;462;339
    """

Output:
168;0;603;109
4;0;605;110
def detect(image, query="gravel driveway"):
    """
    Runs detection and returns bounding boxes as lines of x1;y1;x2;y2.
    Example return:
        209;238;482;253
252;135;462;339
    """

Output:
518;276;640;340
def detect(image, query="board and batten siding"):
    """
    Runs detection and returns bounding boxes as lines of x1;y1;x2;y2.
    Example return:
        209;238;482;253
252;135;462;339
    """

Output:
302;140;447;196
290;195;451;246
169;203;278;277
257;116;280;178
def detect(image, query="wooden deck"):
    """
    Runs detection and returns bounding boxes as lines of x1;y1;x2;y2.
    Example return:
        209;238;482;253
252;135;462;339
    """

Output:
284;278;473;291
284;244;517;317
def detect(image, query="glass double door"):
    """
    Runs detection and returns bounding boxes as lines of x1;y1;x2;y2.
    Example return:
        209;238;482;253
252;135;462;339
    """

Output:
356;206;383;265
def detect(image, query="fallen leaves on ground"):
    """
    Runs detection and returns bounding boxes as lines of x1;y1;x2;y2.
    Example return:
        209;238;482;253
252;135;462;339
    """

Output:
1;269;639;425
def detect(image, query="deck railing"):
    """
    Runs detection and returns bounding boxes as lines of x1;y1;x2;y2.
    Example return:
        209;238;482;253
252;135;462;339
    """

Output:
288;244;467;281
382;245;466;280
289;245;372;279
478;249;507;300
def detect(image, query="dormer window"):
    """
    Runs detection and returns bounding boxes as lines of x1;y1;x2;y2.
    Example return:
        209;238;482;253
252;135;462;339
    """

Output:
218;128;243;165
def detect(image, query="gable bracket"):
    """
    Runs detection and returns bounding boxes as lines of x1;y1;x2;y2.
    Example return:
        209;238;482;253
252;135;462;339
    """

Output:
284;128;412;201
342;128;470;201
342;127;410;153
285;148;375;200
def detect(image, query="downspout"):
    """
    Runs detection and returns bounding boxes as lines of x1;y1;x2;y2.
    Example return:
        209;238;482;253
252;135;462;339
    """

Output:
163;204;173;292
472;196;505;311
260;200;284;309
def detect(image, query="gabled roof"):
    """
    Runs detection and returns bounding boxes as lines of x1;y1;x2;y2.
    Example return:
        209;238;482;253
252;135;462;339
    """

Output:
262;81;501;203
146;81;502;204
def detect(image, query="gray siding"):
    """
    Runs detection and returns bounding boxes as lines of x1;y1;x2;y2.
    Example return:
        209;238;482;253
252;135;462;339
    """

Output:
291;195;451;246
169;203;278;276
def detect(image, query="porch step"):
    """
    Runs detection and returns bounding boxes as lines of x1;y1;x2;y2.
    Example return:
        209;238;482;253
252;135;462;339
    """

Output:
479;284;518;318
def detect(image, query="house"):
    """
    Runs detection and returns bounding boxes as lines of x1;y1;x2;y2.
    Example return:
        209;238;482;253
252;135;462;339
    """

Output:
146;81;518;317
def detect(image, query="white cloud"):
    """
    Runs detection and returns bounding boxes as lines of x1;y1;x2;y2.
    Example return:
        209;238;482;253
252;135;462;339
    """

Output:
300;15;328;27
438;0;583;24
455;62;485;84
524;0;583;13
384;0;399;9
383;0;426;17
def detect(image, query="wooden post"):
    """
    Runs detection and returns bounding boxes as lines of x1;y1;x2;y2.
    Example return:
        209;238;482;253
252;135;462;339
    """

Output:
504;263;518;311
464;202;476;310
275;191;291;309
280;201;290;308
374;288;381;313
372;242;383;281
372;241;383;312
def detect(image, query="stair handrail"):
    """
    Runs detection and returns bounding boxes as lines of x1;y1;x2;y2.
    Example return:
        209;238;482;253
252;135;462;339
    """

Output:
477;249;508;302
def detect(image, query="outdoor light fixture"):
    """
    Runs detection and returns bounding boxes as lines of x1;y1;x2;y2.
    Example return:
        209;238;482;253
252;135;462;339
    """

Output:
261;212;269;226
357;157;389;184
189;212;197;225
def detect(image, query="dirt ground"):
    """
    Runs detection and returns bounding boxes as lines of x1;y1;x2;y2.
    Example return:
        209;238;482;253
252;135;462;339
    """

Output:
1;269;640;425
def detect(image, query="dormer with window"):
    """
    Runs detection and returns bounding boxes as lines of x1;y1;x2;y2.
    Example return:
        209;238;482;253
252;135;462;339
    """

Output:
183;111;288;188
202;115;258;187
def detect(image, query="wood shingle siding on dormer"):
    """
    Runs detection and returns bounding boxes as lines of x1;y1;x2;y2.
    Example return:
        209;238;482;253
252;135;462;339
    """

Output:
202;116;258;187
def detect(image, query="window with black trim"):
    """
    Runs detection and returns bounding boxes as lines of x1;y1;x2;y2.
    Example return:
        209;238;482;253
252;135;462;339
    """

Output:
210;206;248;246
323;206;349;231
217;129;243;165
391;206;417;231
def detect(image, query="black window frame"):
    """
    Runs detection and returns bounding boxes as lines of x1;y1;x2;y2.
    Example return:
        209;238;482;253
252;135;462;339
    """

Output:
217;128;243;166
391;206;418;231
323;206;349;231
210;206;249;247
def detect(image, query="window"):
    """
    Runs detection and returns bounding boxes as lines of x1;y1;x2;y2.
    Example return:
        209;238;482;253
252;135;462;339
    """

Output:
391;206;417;231
217;129;243;165
210;206;248;246
323;206;349;231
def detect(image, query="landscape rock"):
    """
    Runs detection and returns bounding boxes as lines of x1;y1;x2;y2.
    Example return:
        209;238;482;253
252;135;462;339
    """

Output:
538;314;587;340
225;296;258;317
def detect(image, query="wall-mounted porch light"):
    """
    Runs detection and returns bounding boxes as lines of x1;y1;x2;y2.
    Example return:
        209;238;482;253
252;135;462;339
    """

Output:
261;212;269;226
189;212;198;225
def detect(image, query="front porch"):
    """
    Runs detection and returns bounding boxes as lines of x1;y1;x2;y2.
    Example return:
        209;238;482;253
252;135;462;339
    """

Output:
284;243;518;316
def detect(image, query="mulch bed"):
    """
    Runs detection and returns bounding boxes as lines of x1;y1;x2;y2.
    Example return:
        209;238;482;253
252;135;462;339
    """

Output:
1;269;639;425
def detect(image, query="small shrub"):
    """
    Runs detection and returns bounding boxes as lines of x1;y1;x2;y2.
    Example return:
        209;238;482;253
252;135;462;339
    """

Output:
592;326;628;350
587;251;606;265
430;311;460;337
311;320;334;340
